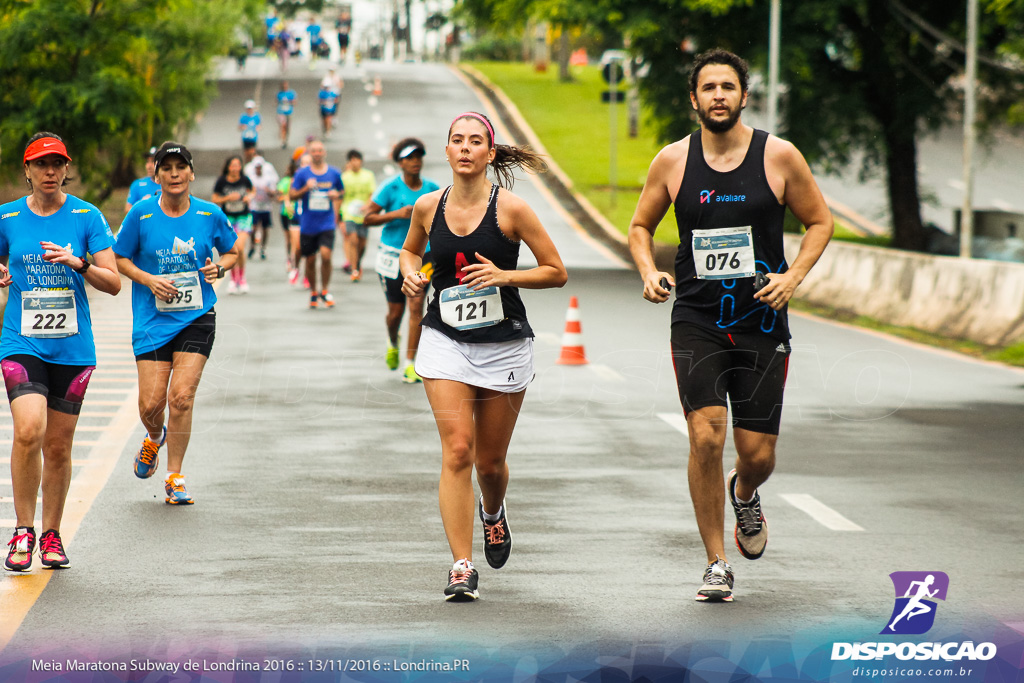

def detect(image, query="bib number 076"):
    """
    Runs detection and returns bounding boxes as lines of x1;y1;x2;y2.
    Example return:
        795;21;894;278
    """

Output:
706;252;742;273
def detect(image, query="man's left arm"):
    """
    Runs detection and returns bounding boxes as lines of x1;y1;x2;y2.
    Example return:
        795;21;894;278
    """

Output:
762;140;834;307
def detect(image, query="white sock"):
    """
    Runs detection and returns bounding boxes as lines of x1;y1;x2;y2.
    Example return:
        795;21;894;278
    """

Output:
453;558;474;571
480;495;503;523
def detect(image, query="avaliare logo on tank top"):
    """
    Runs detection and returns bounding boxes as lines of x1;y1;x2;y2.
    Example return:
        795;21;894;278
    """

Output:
700;189;746;203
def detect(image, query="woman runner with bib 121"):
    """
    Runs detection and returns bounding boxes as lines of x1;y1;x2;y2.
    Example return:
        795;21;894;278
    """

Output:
400;112;566;601
1;133;121;571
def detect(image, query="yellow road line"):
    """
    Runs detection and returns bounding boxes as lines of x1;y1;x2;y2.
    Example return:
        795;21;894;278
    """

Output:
0;387;139;651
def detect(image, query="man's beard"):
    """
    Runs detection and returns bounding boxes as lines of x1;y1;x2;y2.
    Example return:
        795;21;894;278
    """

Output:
697;102;742;133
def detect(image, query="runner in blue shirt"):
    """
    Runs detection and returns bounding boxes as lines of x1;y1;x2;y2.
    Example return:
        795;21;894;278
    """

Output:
318;85;339;137
289;139;343;309
114;142;241;506
363;138;440;383
239;100;261;159
1;133;121;572
276;81;296;149
125;146;160;213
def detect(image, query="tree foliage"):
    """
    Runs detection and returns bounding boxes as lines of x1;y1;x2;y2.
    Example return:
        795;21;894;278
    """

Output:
620;0;1024;250
0;0;262;202
458;0;1024;251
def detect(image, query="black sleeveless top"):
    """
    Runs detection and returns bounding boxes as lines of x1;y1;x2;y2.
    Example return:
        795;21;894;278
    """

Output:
672;128;791;340
421;185;533;343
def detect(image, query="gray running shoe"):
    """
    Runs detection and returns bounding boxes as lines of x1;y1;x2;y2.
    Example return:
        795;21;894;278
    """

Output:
728;468;768;560
695;556;734;602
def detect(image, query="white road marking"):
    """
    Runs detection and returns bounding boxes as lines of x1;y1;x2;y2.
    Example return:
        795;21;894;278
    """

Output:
992;199;1014;211
368;95;378;107
947;179;965;191
780;493;864;531
590;364;625;382
657;412;688;436
372;113;382;124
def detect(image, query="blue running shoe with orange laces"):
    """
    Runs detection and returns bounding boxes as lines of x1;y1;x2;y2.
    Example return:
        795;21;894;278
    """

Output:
164;473;194;505
134;426;166;479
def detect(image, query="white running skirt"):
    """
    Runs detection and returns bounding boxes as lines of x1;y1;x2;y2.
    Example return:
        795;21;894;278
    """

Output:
415;325;534;393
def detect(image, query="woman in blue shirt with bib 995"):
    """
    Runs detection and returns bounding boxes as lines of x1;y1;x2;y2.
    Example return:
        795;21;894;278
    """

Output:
0;132;121;572
114;142;241;507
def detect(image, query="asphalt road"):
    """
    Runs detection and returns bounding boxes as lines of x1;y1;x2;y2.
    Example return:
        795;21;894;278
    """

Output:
1;56;1022;680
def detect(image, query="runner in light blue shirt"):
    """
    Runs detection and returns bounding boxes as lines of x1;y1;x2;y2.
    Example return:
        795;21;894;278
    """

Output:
0;132;121;572
363;138;440;382
125;146;160;213
239;100;261;153
276;81;296;149
113;141;241;507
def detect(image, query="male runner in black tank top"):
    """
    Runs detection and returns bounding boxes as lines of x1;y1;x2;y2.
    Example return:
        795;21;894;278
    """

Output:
628;49;833;603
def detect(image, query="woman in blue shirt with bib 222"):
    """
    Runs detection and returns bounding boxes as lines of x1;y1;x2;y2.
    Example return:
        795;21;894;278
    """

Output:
0;133;121;572
114;142;241;507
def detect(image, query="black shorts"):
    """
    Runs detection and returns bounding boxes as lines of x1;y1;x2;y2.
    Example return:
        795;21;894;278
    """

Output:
135;311;217;363
280;213;295;231
379;253;433;304
242;139;257;150
1;355;95;415
252;211;272;230
670;322;791;435
300;230;335;256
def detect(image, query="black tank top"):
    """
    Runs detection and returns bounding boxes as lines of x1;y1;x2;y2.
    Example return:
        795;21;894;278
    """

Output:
672;128;790;340
421;185;533;343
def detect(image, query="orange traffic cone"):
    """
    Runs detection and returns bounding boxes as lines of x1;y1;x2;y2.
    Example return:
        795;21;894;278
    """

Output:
556;296;588;365
372;76;383;97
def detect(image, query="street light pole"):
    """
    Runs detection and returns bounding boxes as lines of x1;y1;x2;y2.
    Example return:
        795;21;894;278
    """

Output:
767;0;781;134
960;0;978;258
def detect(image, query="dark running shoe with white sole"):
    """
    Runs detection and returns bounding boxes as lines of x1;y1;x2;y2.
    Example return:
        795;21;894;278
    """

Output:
728;468;768;560
478;497;512;569
38;529;70;568
5;527;36;572
695;556;734;602
444;559;480;602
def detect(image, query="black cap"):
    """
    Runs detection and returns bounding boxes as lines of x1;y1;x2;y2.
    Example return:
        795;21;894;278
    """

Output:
153;141;193;169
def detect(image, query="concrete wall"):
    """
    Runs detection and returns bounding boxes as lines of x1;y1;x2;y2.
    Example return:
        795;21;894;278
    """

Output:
784;234;1024;346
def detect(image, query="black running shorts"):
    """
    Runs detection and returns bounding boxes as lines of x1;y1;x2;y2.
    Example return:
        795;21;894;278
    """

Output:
1;354;95;415
135;311;217;363
670;322;791;435
299;229;335;257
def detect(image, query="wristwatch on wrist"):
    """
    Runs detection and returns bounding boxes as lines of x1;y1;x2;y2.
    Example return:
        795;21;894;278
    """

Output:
74;259;91;275
216;264;226;279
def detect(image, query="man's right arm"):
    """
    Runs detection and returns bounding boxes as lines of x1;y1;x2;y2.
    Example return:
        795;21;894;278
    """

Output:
629;145;682;303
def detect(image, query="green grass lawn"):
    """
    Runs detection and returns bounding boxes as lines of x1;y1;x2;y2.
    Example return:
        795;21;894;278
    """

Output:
469;61;681;245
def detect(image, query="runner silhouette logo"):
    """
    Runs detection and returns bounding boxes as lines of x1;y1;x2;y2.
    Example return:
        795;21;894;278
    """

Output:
881;571;949;635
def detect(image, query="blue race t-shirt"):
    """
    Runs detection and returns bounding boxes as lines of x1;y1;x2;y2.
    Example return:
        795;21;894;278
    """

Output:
318;87;338;114
113;196;236;356
240;113;261;141
291;166;343;235
276;90;296;116
127;177;160;207
372;174;440;249
0;195;114;365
